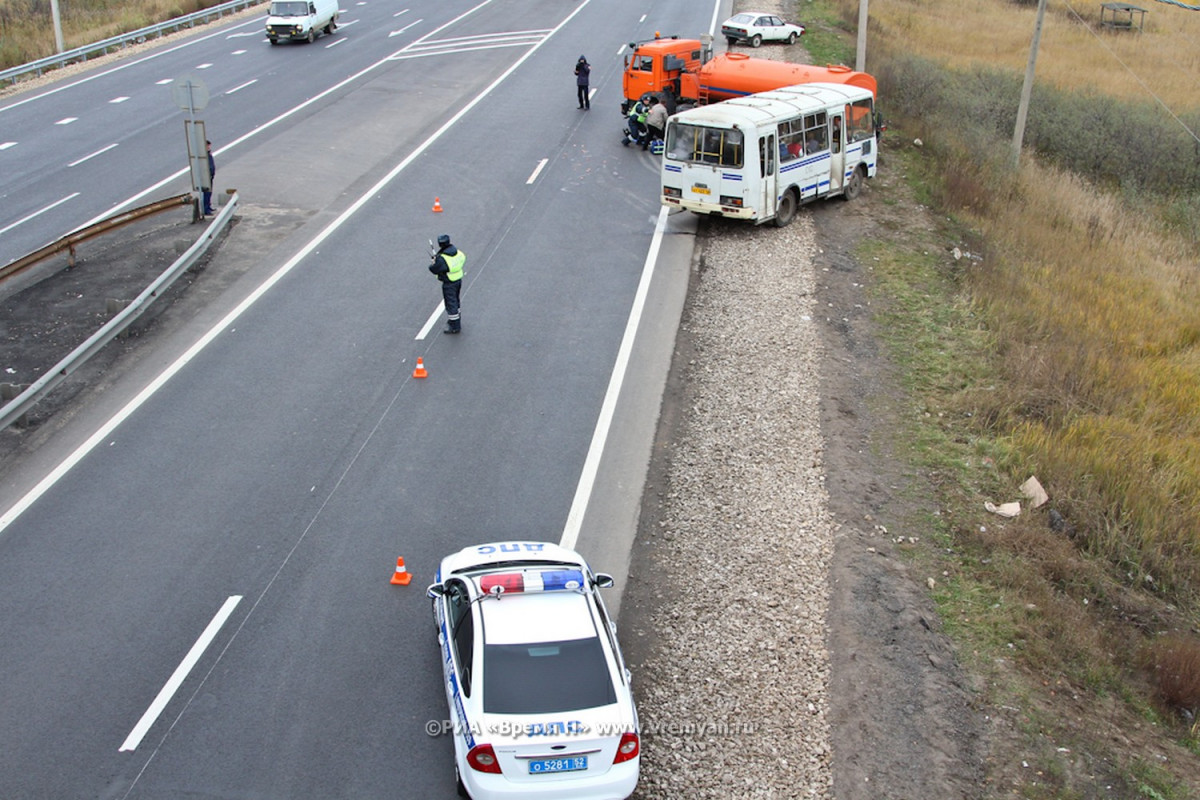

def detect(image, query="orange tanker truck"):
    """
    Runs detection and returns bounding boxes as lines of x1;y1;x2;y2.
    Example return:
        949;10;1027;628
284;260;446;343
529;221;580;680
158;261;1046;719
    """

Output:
622;33;876;115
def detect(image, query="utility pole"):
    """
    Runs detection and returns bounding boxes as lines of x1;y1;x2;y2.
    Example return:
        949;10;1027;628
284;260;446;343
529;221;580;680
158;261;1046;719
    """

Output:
50;0;65;53
1012;0;1048;169
855;0;869;72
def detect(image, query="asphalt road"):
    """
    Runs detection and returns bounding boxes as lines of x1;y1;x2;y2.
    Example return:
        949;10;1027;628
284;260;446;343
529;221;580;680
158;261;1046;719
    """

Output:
0;0;718;796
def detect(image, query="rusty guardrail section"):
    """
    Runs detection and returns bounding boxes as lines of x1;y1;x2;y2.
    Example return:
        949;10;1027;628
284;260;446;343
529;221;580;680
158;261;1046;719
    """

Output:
0;193;194;289
0;192;239;431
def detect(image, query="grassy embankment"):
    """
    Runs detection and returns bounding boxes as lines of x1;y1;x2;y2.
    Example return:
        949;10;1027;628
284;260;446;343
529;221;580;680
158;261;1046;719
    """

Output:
805;0;1200;797
0;0;242;70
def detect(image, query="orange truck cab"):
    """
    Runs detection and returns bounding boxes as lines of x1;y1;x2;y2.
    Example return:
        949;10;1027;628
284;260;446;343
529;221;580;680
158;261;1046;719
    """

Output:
622;34;712;114
622;33;877;116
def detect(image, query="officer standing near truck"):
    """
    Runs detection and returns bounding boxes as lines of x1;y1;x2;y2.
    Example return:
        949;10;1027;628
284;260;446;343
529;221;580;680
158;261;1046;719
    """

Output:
429;234;465;334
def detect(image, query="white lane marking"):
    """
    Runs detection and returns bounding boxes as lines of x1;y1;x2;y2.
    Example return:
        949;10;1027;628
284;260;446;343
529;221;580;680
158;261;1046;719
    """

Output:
155;78;172;85
560;206;669;551
0;192;79;236
0;0;596;534
416;304;443;340
109;96;130;104
226;31;260;38
325;37;346;48
231;49;248;55
0;142;16;150
526;158;548;184
68;143;118;167
118;595;242;752
226;79;257;95
394;9;409;16
389;19;422;37
55;117;77;125
0;15;266;114
195;63;214;69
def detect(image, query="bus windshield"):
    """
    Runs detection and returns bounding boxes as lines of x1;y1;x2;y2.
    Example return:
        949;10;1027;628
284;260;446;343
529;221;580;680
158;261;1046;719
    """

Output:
665;123;745;168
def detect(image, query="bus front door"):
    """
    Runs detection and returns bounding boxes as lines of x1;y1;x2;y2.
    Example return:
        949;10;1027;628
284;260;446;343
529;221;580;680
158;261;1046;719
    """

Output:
829;112;845;194
759;133;776;220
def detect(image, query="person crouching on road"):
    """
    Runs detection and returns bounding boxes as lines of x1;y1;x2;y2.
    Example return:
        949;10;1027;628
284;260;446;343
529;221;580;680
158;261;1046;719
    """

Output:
430;234;465;334
643;96;668;151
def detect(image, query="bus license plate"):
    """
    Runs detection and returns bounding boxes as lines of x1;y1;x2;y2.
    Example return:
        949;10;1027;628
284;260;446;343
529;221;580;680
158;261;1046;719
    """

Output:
692;185;711;195
529;756;588;774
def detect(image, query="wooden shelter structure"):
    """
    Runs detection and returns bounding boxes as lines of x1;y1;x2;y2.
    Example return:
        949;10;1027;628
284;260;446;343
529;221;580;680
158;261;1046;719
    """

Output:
1100;2;1148;31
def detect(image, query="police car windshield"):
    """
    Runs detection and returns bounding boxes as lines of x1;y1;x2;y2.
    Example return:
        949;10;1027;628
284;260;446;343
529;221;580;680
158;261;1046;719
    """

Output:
483;637;616;713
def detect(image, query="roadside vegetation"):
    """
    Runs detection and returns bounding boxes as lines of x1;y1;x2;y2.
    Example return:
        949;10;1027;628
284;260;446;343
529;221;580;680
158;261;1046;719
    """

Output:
804;0;1200;796
0;0;241;70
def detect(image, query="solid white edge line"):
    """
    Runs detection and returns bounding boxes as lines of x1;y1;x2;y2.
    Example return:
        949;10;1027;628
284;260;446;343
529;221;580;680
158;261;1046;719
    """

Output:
0;0;595;535
560;206;669;551
0;192;79;237
119;595;242;752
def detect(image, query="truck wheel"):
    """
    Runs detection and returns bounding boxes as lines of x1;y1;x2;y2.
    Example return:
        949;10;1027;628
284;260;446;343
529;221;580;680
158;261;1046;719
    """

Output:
750;34;762;48
307;29;315;43
774;190;797;228
843;168;864;201
326;19;336;34
268;37;278;45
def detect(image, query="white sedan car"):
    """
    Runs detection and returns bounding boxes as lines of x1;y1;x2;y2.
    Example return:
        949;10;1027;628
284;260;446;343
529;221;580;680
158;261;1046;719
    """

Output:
427;541;640;800
721;12;806;48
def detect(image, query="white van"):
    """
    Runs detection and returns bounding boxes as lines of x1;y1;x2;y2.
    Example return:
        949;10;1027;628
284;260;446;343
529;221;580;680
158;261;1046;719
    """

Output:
266;0;339;45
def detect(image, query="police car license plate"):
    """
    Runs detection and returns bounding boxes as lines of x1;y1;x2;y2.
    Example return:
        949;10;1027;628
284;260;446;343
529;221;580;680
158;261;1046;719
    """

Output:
528;756;588;774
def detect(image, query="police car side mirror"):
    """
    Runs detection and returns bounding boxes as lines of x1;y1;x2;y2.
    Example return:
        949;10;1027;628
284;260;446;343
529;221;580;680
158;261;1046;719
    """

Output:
593;573;615;589
427;583;446;600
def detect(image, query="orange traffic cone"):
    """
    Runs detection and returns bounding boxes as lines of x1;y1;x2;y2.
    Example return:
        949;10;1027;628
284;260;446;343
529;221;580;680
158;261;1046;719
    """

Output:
432;197;443;213
413;357;428;378
390;556;412;585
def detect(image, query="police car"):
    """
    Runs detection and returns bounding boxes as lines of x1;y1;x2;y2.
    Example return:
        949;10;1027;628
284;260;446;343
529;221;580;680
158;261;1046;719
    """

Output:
427;542;640;799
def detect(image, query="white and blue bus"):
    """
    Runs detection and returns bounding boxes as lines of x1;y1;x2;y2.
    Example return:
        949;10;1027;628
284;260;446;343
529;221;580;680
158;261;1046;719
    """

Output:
660;82;878;227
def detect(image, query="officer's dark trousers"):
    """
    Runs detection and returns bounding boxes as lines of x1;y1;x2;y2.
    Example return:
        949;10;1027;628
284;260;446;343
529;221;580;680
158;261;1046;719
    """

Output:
442;280;462;332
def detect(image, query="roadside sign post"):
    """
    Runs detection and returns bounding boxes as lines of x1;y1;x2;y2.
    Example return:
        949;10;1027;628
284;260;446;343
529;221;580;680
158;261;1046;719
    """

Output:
171;76;210;219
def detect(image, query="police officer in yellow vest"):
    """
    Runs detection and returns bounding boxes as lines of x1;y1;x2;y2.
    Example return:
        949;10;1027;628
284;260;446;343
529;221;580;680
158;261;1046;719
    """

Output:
429;234;465;334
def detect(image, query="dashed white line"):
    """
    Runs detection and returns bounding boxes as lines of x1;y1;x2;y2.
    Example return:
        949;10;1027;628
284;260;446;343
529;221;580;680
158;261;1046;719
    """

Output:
0;142;16;150
68;143;118;167
526;158;548;184
389;19;423;37
119;595;242;752
55;117;78;125
226;79;257;94
109;96;130;104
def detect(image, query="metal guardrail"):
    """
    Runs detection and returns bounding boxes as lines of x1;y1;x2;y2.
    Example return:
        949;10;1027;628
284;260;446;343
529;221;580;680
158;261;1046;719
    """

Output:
0;0;267;87
0;194;193;289
0;193;240;431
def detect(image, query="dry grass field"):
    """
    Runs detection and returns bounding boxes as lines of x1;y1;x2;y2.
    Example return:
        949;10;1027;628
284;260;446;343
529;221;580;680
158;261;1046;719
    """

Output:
0;0;234;68
812;0;1200;796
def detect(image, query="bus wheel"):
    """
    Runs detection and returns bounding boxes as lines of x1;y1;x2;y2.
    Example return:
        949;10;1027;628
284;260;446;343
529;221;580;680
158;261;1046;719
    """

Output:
843;168;864;201
774;191;798;228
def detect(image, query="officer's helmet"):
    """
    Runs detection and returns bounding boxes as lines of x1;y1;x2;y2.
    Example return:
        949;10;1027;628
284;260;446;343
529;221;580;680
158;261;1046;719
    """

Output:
437;234;451;247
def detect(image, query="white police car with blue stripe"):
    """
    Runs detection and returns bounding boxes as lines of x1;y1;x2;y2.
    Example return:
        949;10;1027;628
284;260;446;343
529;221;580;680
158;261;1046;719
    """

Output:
428;541;640;799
